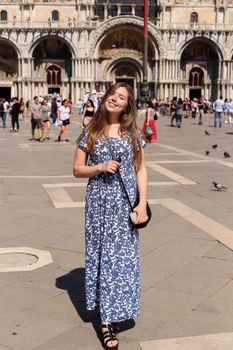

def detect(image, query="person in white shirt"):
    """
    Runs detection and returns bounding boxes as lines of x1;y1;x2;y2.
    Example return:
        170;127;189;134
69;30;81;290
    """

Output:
214;96;224;128
55;99;71;142
3;99;10;128
228;99;233;124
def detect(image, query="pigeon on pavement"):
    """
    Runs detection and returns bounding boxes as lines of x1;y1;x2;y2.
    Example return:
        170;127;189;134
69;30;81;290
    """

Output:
205;151;210;156
224;151;231;158
205;130;210;135
212;144;218;149
213;181;228;191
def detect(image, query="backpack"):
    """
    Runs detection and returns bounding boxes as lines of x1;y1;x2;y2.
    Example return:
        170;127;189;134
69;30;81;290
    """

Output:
0;102;4;112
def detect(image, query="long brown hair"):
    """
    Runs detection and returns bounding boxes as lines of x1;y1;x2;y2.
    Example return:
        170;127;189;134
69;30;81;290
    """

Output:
86;82;142;170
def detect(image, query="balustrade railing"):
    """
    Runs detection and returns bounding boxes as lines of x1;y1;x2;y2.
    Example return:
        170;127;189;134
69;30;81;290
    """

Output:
0;20;98;29
158;22;233;31
0;19;232;31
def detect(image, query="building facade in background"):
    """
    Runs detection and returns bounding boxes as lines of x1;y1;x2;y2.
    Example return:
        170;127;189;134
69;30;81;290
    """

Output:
0;0;233;103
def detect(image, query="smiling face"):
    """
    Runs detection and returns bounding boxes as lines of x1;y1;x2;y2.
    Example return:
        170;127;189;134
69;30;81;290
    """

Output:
105;86;129;115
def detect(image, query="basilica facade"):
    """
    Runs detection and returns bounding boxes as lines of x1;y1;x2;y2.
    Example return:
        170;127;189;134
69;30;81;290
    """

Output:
0;0;233;103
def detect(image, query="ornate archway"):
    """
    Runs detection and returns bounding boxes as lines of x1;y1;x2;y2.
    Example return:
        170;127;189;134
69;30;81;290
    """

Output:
180;39;219;100
32;37;72;97
0;40;18;99
93;23;158;96
106;58;142;98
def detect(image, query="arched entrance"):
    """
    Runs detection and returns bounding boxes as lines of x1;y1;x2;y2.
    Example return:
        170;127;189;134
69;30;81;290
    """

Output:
109;59;142;97
180;39;219;100
115;64;135;88
0;40;18;99
189;67;204;99
32;37;72;98
96;25;157;97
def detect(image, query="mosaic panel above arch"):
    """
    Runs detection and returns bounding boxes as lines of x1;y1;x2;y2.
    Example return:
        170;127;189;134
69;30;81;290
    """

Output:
89;16;165;59
178;36;225;61
29;34;76;59
0;38;19;78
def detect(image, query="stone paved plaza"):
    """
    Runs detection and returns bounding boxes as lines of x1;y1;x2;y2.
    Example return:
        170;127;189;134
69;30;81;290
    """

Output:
0;112;233;349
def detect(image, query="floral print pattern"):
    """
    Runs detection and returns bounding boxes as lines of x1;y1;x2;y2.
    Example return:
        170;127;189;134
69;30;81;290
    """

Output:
77;131;146;322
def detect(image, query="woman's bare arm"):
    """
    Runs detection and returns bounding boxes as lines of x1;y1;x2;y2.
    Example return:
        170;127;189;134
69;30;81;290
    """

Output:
73;146;120;178
133;148;148;224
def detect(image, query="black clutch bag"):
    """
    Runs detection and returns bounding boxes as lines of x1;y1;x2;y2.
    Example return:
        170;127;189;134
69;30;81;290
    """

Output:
129;195;152;229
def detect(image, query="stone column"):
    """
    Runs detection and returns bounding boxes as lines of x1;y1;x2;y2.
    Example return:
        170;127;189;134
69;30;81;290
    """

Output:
77;59;80;78
171;60;175;79
228;61;231;80
132;5;136;16
71;58;75;79
104;5;108;20
86;5;90;20
17;58;22;78
88;59;91;78
90;60;94;79
75;59;78;79
166;60;169;80
31;58;35;77
160;60;164;79
204;84;208;99
84;59;87;79
177;61;180;79
71;82;75;103
95;59;99;81
117;5;121;16
168;61;171;80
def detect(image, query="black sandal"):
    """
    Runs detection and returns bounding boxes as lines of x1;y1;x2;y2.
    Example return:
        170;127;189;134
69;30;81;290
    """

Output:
112;322;120;334
101;323;119;350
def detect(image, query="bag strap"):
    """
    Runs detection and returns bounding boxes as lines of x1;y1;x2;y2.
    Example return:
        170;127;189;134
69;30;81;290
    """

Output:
106;137;134;211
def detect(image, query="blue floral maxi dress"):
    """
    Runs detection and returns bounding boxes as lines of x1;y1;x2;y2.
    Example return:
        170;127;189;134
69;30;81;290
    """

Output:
77;131;146;322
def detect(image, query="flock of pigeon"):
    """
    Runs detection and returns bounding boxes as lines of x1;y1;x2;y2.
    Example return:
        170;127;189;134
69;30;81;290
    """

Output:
204;129;229;191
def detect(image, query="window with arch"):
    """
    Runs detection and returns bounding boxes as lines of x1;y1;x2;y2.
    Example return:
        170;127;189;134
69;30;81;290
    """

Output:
189;68;204;87
0;10;7;21
47;65;61;85
190;12;198;23
52;10;59;21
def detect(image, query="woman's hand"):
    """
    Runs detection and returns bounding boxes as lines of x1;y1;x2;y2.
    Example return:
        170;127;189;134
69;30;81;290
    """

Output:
132;203;148;224
99;160;121;174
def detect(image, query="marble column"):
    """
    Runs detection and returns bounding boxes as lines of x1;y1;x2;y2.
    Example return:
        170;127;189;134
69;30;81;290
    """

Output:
132;5;136;16
104;5;108;20
71;82;75;103
166;60;169;80
17;58;22;78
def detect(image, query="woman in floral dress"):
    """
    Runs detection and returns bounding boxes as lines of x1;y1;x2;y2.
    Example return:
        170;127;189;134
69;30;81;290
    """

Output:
73;82;148;350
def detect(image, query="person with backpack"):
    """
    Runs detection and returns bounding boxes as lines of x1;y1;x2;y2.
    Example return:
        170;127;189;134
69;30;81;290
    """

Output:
175;98;184;128
0;98;6;129
197;96;205;125
10;97;21;132
170;97;177;126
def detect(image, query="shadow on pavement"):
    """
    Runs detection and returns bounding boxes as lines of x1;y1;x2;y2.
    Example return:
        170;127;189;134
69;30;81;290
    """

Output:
55;267;135;341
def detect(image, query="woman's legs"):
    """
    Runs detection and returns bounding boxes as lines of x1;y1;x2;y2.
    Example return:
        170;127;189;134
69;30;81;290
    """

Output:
64;125;70;141
45;121;51;139
56;125;64;141
15;115;19;131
